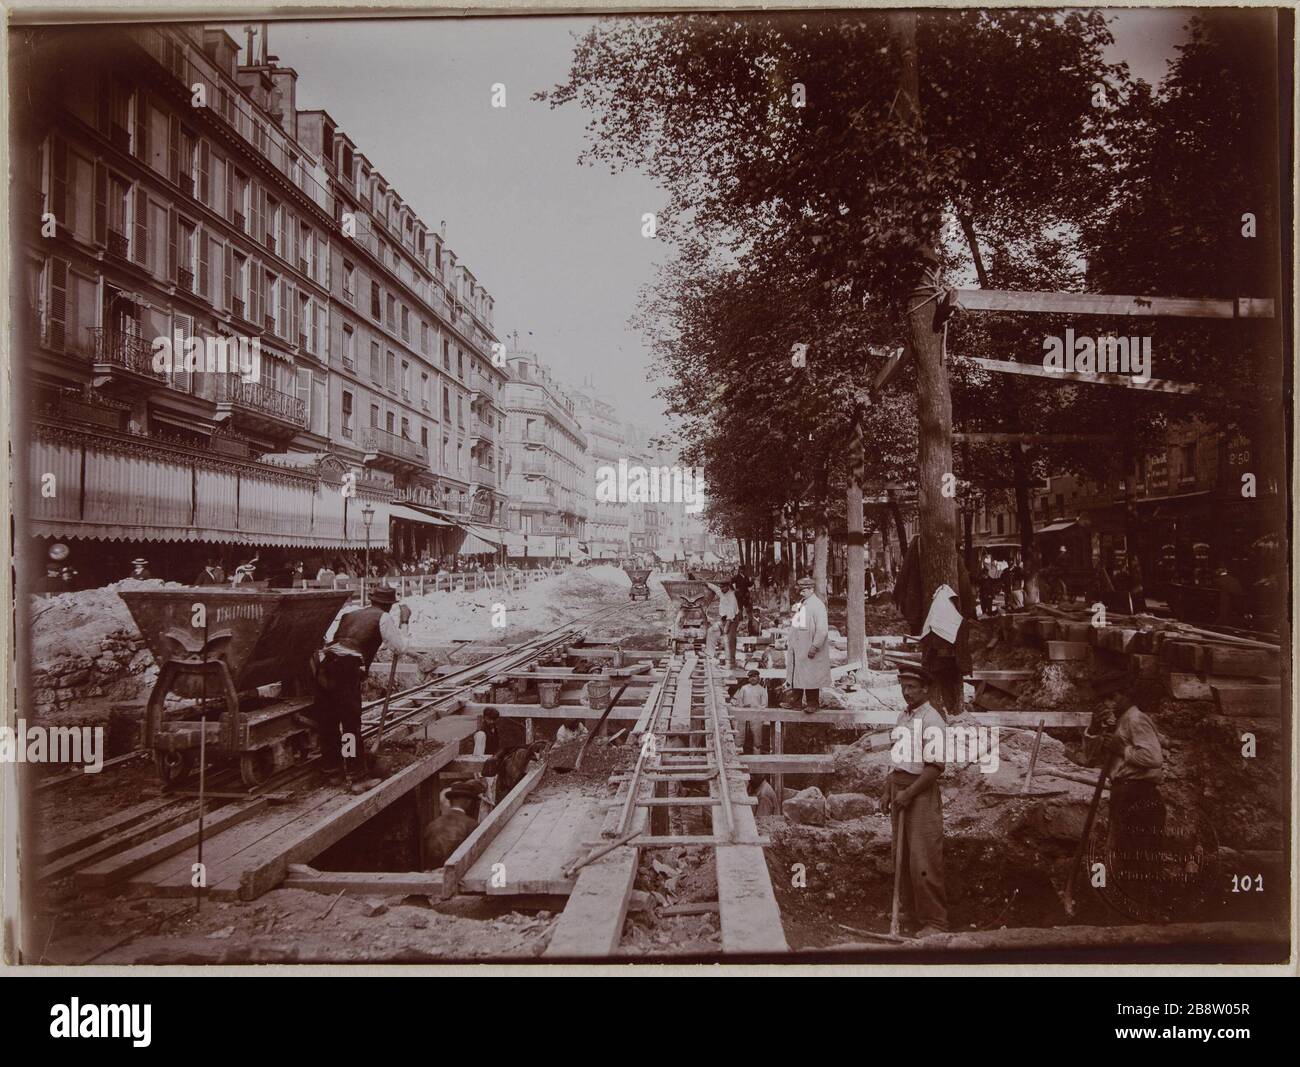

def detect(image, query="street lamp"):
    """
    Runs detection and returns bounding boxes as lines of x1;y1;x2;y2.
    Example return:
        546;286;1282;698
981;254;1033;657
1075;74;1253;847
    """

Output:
361;502;375;606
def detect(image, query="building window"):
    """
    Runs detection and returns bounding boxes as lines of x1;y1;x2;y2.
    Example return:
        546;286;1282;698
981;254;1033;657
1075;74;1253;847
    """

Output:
386;350;396;392
343;261;355;303
386;411;395;434
370;341;380;381
385;293;396;329
370;280;381;319
342;390;354;437
442;337;450;371
420;320;430;354
456;350;463;379
342;323;355;366
401;305;410;341
401;360;410;398
370;403;379;428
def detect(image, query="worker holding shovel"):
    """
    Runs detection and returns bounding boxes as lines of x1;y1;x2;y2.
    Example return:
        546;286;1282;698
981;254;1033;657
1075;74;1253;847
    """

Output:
882;663;949;937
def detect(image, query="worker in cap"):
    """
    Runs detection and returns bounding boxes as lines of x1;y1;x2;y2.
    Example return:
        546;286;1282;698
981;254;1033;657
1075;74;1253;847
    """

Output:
883;660;949;937
314;583;437;793
785;577;829;712
730;667;769;752
706;576;740;668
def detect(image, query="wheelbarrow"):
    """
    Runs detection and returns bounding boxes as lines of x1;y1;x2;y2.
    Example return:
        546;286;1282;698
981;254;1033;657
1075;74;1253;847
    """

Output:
118;588;352;788
660;579;717;655
624;567;652;601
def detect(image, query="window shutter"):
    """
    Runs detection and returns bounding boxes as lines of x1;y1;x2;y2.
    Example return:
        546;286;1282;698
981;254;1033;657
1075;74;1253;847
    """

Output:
93;161;107;245
50;135;68;226
247;256;259;324
290;285;300;341
224;160;235;222
134;90;148;162
250;182;262;245
297;367;311;417
199;230;210;298
223;242;233;312
198;140;210;205
167;206;178;283
133;187;148;265
278;278;288;338
316;234;326;285
310;300;320;353
47;258;68;350
167;115;179;184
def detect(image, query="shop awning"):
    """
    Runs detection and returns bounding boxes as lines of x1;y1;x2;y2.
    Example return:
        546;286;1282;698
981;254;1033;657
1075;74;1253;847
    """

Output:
462;523;504;546
390;504;454;527
1036;520;1079;534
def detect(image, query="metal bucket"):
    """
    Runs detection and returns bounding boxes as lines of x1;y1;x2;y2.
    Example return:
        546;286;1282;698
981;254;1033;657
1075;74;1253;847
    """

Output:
538;680;562;709
587;678;612;710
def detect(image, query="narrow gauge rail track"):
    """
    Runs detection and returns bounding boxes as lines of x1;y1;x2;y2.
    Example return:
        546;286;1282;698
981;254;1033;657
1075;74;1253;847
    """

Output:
37;598;647;882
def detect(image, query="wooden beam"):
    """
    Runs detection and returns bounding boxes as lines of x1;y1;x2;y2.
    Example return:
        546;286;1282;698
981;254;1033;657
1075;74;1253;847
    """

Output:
1211;683;1281;717
441;762;546;897
741;753;835;774
966;356;1203;396
76;799;268;888
954;288;1274;320
730;707;1091;728
954;431;1117;445
284;866;447;897
462;702;643;721
234;724;474;900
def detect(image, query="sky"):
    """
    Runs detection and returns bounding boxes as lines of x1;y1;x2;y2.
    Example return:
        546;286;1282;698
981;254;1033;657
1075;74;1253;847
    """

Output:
252;9;1193;426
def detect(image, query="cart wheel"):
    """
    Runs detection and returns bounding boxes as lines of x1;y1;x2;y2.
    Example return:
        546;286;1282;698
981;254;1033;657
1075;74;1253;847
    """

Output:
239;748;275;788
154;750;192;789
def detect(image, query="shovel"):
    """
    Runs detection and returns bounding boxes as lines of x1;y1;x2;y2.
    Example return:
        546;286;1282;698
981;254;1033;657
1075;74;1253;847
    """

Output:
552;680;632;774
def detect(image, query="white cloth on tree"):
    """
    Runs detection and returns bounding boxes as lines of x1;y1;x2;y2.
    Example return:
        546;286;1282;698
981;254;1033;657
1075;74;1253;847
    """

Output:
921;584;963;644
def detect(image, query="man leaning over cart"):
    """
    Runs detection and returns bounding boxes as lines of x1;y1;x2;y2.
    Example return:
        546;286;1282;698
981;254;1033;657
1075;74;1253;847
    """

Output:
313;584;439;793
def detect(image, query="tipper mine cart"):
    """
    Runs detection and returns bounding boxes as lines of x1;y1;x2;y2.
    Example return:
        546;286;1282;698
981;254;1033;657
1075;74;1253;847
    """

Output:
624;567;652;601
660;579;716;654
119;588;352;788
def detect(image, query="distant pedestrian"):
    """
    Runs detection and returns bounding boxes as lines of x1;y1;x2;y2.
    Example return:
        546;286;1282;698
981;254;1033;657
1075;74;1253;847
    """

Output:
193;556;226;586
129;558;154;580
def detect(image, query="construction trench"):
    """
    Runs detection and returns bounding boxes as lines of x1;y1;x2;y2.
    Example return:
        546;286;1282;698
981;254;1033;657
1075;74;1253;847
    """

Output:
23;568;1289;964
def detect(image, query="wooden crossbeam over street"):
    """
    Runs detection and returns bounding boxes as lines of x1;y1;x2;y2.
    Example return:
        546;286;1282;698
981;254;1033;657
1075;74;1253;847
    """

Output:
964;356;1204;396
954;288;1274;319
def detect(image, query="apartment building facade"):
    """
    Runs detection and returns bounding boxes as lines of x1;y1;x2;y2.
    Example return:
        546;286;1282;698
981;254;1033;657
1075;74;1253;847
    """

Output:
570;383;630;559
501;353;587;558
17;24;506;580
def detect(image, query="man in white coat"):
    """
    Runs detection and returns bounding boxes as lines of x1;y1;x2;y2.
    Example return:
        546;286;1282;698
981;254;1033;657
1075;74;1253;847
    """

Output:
786;576;831;713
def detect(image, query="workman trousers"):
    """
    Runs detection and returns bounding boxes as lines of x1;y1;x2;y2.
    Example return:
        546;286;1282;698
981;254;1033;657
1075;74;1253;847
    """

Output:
890;770;949;932
315;652;367;778
722;616;739;667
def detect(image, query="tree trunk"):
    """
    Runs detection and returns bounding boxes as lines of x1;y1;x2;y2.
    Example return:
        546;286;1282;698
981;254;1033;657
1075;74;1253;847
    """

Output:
1010;444;1040;604
846;408;866;672
893;11;958;606
813;527;828;601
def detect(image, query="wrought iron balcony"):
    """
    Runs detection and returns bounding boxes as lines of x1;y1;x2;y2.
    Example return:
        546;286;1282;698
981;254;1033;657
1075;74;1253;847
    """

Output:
360;425;428;467
231;296;246;322
107;229;129;259
178;267;195;293
89;328;167;380
220;377;307;427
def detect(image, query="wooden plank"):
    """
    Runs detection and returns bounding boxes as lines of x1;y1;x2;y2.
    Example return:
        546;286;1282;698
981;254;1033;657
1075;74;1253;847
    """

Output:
41;803;222;882
1047;640;1090;661
483;796;570;894
954;288;1273;320
232;727;474;900
966;357;1204;396
283;867;446;897
968;670;1036;682
716;843;788;952
1211;684;1281;717
460;799;550;892
76;799;269;888
462;702;643;720
442;762;547;896
1204;646;1279;678
138;788;347;895
488;797;599;896
40;794;196;863
544;845;639;957
741;753;835;774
